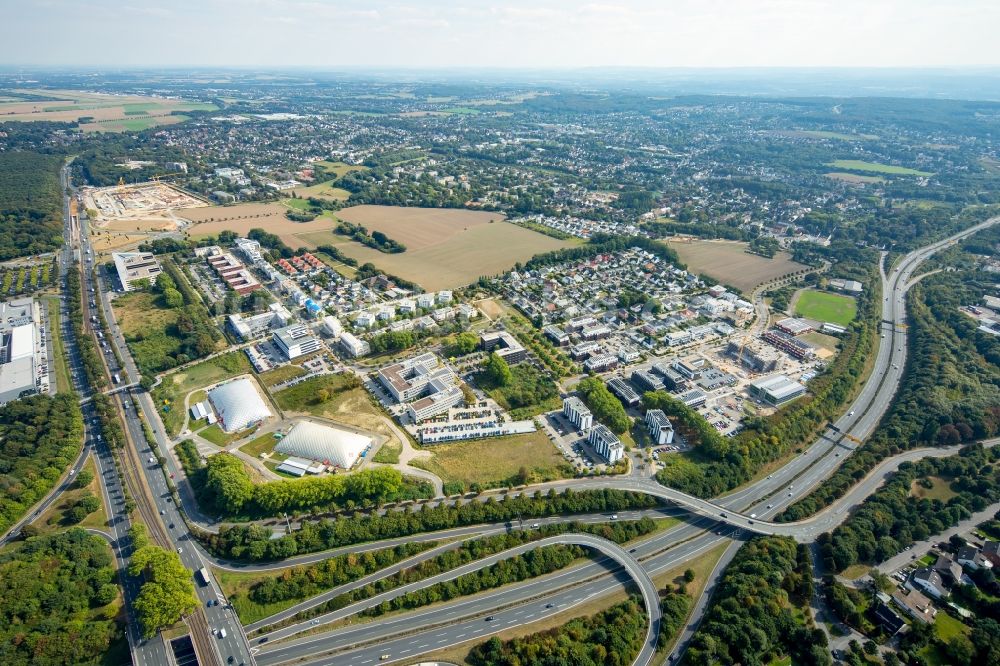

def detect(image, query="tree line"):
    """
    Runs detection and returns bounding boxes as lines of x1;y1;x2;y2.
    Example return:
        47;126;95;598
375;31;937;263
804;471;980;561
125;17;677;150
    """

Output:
199;488;661;562
576;376;630;434
819;445;1000;573
0;151;64;260
468;597;648;666
685;536;829;666
654;256;879;497
0;393;84;535
780;269;1000;521
127;528;198;638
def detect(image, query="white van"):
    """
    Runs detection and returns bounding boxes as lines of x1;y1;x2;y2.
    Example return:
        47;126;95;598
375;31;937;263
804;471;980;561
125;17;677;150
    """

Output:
217;628;227;639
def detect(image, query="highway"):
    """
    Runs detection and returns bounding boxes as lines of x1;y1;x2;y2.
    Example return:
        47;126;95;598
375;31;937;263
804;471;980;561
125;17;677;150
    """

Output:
244;216;1000;666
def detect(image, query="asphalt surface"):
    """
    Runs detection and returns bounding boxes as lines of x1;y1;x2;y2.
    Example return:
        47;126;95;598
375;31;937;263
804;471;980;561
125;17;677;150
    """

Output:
247;217;1000;666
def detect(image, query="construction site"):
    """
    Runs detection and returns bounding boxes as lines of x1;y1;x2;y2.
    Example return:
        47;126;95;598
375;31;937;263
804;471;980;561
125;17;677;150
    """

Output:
81;180;208;229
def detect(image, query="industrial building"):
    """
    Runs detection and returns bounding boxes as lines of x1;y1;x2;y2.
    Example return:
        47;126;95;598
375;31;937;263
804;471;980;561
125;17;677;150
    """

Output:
480;330;527;364
0;298;46;404
748;374;807;406
208;378;272;433
272;324;322;360
644;409;674;445
112;251;162;292
563;396;593;431
274;420;372;469
775;318;814;336
589;424;623;464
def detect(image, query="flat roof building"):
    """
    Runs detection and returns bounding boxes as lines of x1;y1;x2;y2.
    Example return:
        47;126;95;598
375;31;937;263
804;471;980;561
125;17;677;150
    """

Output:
645;409;674;445
338;331;370;358
589;424;623;464
563;396;593;432
748;374;806;406
480;331;527;365
113;251;162;292
0;298;45;404
272;324;322;360
607;376;640;407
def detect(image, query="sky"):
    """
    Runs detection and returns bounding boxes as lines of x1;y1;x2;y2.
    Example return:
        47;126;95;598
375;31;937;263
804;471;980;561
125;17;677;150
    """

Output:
2;0;999;69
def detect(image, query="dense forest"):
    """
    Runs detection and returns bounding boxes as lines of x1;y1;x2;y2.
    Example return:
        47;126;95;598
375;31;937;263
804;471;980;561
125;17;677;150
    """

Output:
0;393;84;535
200;488;661;561
0;151;64;260
684;536;829;666
0;529;123;665
468;597;647;666
781;268;1000;520
819;445;1000;572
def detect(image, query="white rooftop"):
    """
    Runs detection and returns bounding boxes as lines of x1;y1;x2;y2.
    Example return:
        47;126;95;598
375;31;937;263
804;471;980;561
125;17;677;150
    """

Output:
208;378;271;433
275;420;372;469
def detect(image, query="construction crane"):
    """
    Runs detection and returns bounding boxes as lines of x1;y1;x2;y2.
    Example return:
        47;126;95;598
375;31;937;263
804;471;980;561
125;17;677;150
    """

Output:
116;176;126;193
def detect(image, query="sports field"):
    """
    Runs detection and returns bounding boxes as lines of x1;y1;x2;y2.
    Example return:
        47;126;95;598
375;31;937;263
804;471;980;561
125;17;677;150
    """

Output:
294;205;573;290
0;89;214;132
794;289;857;326
664;239;807;293
181;202;338;248
826;160;933;176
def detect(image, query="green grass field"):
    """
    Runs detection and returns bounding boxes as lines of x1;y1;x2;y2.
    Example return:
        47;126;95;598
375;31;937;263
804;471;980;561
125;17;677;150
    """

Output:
794;289;858;327
411;430;573;491
152;352;253;435
43;296;71;393
934;612;970;642
239;432;285;460
827;159;933;176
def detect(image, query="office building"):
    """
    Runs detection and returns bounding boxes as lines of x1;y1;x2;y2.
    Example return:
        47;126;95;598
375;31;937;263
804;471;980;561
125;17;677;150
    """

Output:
272;324;322;360
762;328;816;360
338;331;369;358
607;376;640;407
563;396;593;431
644;409;674;445
112;251;162;291
589;424;623;464
480;331;527;364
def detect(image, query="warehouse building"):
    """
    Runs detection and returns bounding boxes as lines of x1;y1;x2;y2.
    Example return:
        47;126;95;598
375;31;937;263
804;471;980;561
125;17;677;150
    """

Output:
112;251;162;292
274;420;372;469
748;374;807;406
208;378;272;432
0;298;46;404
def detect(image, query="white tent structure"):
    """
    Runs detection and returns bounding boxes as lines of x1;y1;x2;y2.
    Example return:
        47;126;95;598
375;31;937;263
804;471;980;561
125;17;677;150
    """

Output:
208;378;271;433
275;420;372;469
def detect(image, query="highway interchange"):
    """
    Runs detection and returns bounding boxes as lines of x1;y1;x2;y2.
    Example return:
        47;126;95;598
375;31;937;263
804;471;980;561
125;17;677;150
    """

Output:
46;160;1000;666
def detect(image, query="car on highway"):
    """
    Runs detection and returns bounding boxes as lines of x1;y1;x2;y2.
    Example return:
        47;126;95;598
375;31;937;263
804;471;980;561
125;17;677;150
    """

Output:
380;656;390;661
485;616;495;621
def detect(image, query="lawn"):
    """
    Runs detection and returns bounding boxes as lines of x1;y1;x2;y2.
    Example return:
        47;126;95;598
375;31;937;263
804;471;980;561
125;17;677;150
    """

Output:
313;161;369;178
257;364;308;387
827;159;933;176
198;423;257;447
910;476;958;502
411;429;573;490
934;612;970;642
373;438;402;464
43;296;71;393
288;181;352;201
215;567;313;626
239;432;285;460
30;456;108;534
152;351;253;435
274;373;358;412
794;289;858;327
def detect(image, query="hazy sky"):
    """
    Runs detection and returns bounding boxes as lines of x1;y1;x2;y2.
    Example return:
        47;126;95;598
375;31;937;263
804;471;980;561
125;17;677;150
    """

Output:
3;0;999;68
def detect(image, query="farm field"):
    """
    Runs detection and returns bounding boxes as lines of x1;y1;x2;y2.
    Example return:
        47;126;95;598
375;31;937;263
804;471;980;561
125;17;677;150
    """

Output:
663;239;807;293
827;159;933;176
410;430;573;491
825;172;886;184
794;289;858;327
313;161;369;178
287;181;352;201
0;89;214;130
180;202;339;248
295;205;573;290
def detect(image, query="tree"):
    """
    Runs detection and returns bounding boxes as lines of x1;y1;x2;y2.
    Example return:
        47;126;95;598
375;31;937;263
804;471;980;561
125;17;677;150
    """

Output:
205;454;254;514
448;332;479;357
484;352;512;387
128;545;198;637
683;568;696;583
74;469;94;488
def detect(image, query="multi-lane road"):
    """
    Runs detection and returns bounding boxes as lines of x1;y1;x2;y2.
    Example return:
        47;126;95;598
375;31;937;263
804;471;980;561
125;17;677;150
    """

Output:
58;164;1000;666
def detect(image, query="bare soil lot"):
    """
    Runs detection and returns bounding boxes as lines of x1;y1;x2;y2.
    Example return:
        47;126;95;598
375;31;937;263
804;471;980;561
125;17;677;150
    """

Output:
664;239;807;293
295;205;572;290
181;203;338;247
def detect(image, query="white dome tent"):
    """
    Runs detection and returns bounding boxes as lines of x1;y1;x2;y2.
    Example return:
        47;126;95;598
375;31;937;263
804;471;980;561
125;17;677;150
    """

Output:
275;420;372;469
208;378;272;433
